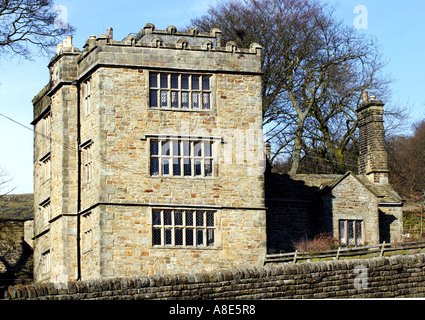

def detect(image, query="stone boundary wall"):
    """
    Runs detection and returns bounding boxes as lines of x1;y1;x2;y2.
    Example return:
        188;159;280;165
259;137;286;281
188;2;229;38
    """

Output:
5;253;425;300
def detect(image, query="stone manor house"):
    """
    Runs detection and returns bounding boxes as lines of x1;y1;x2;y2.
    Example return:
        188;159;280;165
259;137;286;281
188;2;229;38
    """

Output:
28;24;403;284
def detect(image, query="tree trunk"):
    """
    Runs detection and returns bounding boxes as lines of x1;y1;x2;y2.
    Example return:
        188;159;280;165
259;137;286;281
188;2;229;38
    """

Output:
289;118;306;175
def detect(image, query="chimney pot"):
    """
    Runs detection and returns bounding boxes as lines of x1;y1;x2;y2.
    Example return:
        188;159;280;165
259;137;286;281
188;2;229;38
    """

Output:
107;27;113;40
265;142;271;160
56;43;63;54
362;91;368;102
67;35;73;46
62;35;72;47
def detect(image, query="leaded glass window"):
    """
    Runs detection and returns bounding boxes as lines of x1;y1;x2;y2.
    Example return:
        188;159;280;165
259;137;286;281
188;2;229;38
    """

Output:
149;73;212;110
150;138;215;177
152;209;216;247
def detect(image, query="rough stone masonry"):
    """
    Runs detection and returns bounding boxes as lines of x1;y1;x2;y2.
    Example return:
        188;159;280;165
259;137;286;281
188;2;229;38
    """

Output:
29;22;404;290
5;253;425;300
31;24;266;284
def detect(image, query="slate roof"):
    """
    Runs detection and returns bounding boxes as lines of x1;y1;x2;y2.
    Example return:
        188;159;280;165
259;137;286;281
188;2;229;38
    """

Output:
266;168;403;205
350;173;403;204
265;170;324;202
301;172;403;204
0;194;34;221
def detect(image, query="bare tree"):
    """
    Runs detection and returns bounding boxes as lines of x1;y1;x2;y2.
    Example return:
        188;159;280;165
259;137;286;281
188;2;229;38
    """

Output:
192;0;324;173
192;0;404;174
387;120;425;198
0;167;15;196
0;0;75;59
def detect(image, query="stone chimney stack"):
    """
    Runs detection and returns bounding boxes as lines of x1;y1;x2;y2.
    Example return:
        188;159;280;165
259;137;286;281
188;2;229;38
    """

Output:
357;91;389;184
107;27;113;40
265;141;271;160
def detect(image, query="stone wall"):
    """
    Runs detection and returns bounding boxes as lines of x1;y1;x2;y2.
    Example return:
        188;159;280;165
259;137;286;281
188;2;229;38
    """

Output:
266;201;312;253
5;253;425;300
379;204;404;243
0;221;33;269
322;174;380;245
80;205;266;279
0;221;33;297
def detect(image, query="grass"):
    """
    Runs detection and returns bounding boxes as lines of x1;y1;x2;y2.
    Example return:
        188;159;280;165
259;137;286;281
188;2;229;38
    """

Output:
292;247;425;264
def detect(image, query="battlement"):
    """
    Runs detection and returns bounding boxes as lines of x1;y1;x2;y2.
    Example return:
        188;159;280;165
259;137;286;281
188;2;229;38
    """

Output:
44;23;263;100
37;23;263;122
134;23;223;48
52;23;261;60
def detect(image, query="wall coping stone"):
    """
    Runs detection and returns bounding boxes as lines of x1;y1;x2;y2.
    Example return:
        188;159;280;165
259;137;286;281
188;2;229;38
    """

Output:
5;253;425;300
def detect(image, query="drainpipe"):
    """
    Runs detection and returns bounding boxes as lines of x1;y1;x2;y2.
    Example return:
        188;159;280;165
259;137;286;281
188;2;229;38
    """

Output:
107;27;113;41
73;80;82;281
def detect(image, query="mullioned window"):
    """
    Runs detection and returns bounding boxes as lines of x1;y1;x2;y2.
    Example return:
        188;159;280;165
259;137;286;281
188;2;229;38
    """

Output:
149;73;211;110
152;209;215;247
150;138;214;177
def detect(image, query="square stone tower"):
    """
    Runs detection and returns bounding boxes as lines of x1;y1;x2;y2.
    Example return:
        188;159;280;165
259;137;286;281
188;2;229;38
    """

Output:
31;24;266;283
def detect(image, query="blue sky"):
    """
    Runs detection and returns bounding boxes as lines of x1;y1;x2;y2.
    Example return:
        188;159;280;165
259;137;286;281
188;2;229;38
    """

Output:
0;0;424;194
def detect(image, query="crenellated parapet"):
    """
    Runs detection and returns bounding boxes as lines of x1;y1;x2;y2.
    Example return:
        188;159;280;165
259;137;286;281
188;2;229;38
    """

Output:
71;23;261;55
35;23;263;121
43;23;262;108
51;23;261;67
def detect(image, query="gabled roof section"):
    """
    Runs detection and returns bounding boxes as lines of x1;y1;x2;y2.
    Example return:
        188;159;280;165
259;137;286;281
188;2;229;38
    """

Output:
356;174;404;204
265;164;403;205
320;171;403;204
0;194;34;221
293;173;343;189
